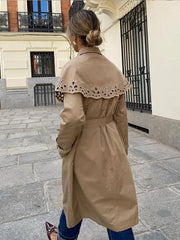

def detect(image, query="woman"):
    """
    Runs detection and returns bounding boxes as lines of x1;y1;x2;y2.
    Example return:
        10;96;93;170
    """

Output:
45;9;138;240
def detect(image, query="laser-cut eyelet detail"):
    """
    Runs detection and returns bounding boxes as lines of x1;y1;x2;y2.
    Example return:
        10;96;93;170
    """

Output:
55;78;132;102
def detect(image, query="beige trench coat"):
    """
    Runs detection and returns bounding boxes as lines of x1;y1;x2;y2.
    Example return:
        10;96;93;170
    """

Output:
55;46;139;232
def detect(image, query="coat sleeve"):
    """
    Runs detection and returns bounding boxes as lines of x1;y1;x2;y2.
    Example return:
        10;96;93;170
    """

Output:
56;93;85;158
113;94;129;155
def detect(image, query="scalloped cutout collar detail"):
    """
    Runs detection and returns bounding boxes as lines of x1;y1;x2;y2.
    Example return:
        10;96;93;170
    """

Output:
55;47;132;102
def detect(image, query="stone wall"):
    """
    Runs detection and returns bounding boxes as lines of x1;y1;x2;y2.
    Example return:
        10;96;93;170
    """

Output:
0;77;61;109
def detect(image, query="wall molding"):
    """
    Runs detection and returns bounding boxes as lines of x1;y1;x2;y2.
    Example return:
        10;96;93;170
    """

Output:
85;0;142;32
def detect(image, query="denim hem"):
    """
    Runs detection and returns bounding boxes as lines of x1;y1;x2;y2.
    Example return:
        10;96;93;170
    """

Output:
57;226;78;240
58;236;77;240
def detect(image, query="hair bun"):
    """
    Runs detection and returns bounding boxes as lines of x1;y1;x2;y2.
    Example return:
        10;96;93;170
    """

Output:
86;29;103;47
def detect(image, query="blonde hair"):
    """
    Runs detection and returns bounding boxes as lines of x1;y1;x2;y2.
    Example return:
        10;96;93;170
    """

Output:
67;9;103;47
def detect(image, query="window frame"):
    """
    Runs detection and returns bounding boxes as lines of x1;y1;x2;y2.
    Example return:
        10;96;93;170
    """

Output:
27;0;52;14
30;51;55;78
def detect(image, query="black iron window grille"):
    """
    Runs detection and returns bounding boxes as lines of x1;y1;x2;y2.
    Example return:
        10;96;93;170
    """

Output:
17;12;64;32
120;1;152;112
34;84;56;106
31;52;55;77
0;11;9;31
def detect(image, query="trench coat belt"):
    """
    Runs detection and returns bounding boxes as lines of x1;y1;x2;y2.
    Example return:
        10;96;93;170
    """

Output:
83;115;114;128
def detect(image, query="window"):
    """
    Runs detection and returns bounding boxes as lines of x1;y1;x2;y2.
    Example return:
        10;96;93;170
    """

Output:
31;52;55;77
120;1;152;112
27;0;52;14
27;0;53;32
18;0;63;32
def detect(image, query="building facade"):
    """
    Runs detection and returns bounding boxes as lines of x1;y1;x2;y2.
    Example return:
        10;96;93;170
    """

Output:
0;0;72;109
85;0;180;150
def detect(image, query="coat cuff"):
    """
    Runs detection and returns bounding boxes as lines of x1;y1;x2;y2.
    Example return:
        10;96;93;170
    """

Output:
56;137;72;158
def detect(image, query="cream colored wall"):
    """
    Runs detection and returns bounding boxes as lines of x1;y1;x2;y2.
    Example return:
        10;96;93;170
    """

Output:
103;20;122;70
18;0;27;12
146;0;180;120
52;0;61;14
0;0;7;11
91;11;122;70
0;49;2;78
0;35;70;88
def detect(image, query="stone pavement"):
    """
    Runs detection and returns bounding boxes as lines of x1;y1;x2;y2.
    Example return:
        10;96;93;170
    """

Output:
0;105;180;240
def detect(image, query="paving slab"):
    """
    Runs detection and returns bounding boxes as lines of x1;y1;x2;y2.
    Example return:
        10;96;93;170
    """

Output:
8;143;49;155
134;183;144;194
79;218;108;240
34;159;62;181
20;118;41;123
0;155;18;168
0;163;35;190
0;182;47;224
131;162;180;190
170;183;180;193
0;123;27;130
135;231;168;240
39;134;55;144
44;179;63;212
48;142;58;150
158;157;180;174
19;149;60;164
137;188;180;229
129;136;158;147
131;143;180;161
27;121;53;128
0;128;38;135
0;133;8;140
21;135;48;145
128;151;144;165
0;148;8;156
128;130;143;138
39;127;59;135
160;222;180;240
0;137;25;148
0;120;10;125
8;120;22;124
0;212;60;240
8;130;39;139
132;219;149;235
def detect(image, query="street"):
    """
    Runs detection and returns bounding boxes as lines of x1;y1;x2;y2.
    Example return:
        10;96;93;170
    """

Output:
0;105;180;240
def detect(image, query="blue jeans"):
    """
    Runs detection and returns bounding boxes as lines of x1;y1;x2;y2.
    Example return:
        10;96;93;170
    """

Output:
57;210;135;240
